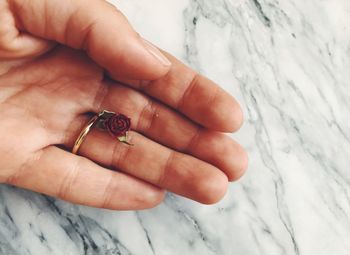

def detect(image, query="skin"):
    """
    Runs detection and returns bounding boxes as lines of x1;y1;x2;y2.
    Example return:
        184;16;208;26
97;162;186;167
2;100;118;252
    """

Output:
0;0;248;210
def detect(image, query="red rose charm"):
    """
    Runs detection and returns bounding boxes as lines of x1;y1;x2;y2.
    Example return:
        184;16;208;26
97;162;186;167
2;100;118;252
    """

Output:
103;113;132;144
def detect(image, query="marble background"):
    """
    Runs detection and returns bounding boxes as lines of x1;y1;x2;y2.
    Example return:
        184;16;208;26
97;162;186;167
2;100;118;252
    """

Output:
1;0;350;254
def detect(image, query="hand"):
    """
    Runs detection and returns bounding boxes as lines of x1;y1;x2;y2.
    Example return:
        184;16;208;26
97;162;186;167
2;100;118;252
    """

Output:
0;0;247;210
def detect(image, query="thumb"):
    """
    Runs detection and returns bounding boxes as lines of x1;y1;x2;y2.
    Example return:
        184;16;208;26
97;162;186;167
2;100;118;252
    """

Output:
5;0;171;80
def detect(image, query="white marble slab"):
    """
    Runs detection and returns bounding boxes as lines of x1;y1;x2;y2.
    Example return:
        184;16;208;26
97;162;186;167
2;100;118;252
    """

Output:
1;0;350;254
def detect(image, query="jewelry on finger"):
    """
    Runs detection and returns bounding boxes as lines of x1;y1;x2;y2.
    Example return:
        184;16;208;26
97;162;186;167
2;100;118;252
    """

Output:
72;110;132;155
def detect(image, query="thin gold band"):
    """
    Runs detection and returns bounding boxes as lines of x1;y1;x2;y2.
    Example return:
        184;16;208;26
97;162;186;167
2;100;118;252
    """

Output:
72;112;104;155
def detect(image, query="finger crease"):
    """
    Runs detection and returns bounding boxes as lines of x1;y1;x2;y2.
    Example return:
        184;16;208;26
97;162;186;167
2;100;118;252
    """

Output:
101;173;114;208
57;157;81;200
207;85;220;109
185;126;202;153
158;151;175;186
78;18;100;51
138;80;152;91
176;73;199;110
111;138;131;170
6;149;44;185
91;81;109;112
137;98;157;132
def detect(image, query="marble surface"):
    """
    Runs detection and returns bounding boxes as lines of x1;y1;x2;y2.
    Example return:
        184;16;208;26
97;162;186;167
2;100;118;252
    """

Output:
1;0;350;254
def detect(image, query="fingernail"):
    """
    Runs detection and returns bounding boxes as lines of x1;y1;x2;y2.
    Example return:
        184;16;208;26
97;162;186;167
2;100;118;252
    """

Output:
142;38;171;66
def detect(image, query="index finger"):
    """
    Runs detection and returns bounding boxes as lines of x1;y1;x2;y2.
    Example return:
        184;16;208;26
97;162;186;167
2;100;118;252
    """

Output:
117;51;243;132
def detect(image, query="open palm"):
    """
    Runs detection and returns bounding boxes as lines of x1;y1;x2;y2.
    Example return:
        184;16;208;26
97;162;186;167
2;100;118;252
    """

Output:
0;0;247;210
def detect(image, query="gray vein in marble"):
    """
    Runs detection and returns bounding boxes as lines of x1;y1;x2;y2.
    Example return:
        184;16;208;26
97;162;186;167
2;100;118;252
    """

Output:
1;0;350;254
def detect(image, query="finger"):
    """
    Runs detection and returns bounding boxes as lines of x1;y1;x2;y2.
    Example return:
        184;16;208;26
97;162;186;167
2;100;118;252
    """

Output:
6;146;165;210
8;0;171;79
99;81;247;181
66;128;229;205
118;51;243;132
0;1;54;59
4;49;246;183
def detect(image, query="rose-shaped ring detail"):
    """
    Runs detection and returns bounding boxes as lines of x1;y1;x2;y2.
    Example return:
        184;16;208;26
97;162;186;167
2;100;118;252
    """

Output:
104;113;131;138
72;110;133;155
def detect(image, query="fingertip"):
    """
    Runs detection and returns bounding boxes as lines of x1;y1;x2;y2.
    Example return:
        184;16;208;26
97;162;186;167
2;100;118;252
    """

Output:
231;102;244;132
125;37;172;80
180;74;244;133
191;131;248;182
93;35;171;81
209;92;244;133
227;144;249;182
195;170;229;205
106;185;166;211
141;38;171;67
140;187;166;209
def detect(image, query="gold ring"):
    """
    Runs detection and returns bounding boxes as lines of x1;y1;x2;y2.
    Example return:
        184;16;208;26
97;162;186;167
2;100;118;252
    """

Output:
72;110;132;155
72;112;103;155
